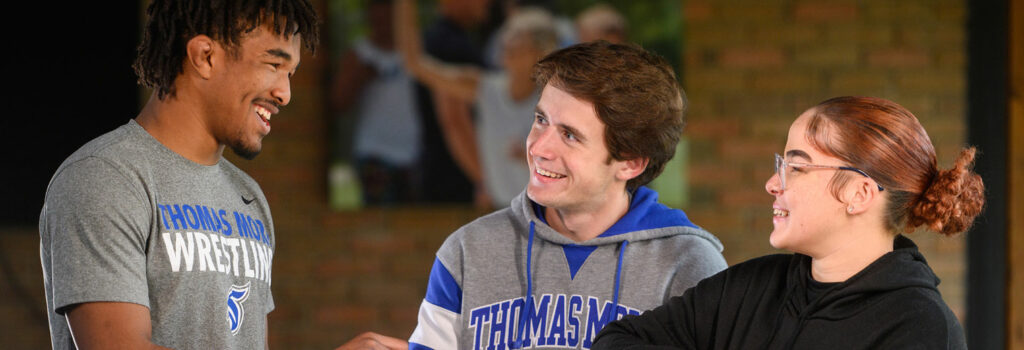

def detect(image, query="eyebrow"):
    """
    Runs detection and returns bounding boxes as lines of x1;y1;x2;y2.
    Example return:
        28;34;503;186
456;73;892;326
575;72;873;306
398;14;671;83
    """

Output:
785;149;812;162
264;48;292;61
534;106;587;142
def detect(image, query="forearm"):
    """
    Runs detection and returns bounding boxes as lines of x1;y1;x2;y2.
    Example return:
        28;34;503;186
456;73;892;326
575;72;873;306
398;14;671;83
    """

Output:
66;302;173;350
592;318;673;349
434;92;483;183
593;294;699;349
394;0;478;101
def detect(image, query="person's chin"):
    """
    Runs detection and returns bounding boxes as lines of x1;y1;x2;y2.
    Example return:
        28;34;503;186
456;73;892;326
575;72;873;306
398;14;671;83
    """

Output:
526;187;557;207
768;231;786;250
230;140;262;160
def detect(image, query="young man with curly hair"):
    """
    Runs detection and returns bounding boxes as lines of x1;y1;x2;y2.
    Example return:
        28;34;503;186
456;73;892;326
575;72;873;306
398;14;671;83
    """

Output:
39;1;318;348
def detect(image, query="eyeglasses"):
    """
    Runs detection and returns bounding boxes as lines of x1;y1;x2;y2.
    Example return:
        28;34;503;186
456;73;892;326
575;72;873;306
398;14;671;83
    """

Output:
774;153;884;192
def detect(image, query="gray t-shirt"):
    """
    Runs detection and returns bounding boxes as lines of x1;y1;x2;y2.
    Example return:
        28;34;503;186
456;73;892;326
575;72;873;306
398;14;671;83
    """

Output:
39;120;275;349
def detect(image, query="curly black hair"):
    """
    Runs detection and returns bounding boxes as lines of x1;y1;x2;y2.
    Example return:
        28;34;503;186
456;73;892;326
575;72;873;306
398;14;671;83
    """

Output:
133;0;320;99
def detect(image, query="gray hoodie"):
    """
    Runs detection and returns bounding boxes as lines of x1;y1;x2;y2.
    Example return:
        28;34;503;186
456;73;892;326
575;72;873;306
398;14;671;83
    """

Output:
409;187;728;349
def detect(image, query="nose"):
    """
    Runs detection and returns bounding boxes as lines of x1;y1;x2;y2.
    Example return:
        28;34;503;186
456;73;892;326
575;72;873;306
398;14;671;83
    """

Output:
271;76;292;106
766;173;782;196
527;127;555;160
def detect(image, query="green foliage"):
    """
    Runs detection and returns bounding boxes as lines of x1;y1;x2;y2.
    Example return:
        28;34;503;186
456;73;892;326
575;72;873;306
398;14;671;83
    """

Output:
327;0;682;75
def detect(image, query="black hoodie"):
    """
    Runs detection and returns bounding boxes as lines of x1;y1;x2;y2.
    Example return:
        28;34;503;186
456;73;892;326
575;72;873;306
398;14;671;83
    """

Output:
593;235;966;349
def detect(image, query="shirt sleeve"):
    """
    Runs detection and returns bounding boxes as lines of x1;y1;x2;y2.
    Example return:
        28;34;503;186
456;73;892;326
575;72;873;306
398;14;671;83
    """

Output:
593;271;727;349
409;257;463;350
41;157;152;314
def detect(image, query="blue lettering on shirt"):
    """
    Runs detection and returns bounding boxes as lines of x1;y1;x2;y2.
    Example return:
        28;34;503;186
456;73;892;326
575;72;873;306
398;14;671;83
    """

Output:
467;294;639;349
234;211;251;239
218;209;233;236
165;204;187;230
567;295;583;347
198;205;217;231
183;204;201;230
487;300;511;350
546;295;567;346
470;307;491;350
583;298;614;349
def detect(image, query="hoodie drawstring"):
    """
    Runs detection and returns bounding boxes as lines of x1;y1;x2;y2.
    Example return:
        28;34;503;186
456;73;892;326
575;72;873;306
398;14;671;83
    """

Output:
515;221;537;348
607;240;629;324
516;222;630;346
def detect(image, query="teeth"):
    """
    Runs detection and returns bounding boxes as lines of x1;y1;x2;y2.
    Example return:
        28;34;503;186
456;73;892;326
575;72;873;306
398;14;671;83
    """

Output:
773;208;789;217
536;168;566;179
255;106;271;121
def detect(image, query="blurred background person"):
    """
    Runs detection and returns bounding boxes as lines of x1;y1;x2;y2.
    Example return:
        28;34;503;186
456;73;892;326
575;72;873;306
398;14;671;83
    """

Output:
575;3;627;44
408;0;493;205
396;0;559;209
331;0;422;205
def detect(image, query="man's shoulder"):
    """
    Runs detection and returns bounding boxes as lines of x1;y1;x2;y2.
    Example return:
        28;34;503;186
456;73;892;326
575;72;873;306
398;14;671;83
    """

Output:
50;123;147;184
450;207;520;240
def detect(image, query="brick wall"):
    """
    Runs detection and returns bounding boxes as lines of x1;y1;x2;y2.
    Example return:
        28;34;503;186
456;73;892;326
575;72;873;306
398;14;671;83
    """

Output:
0;0;968;348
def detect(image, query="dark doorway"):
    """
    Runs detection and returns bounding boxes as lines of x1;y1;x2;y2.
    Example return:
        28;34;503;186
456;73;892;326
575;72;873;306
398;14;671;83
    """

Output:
3;3;141;225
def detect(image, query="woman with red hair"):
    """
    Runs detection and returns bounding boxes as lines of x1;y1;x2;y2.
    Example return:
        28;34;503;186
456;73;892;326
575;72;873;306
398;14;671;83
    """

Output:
593;96;984;349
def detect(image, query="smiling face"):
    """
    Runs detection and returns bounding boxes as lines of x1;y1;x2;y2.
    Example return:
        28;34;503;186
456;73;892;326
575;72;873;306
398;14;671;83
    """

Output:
526;83;636;213
204;25;301;159
765;109;850;256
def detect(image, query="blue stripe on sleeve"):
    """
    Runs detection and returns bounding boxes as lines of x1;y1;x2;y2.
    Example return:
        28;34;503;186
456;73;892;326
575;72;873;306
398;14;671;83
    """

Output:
409;342;434;350
424;257;462;313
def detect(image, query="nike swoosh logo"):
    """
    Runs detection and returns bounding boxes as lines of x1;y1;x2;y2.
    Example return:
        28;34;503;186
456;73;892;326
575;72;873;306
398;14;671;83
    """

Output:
241;195;256;205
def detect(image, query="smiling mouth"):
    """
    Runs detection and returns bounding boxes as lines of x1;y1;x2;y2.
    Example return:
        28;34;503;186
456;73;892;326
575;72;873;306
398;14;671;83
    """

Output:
255;105;272;125
535;167;566;179
773;208;790;217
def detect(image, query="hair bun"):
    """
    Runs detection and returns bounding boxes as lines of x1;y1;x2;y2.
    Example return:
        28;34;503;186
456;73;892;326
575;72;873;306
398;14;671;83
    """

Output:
908;147;986;235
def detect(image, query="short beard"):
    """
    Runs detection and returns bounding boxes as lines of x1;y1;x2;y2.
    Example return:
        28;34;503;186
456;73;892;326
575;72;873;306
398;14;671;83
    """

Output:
228;138;261;160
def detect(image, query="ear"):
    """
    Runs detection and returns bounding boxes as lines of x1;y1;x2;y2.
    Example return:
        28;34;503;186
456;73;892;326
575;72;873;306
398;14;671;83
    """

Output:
615;157;649;182
185;35;217;80
841;177;878;215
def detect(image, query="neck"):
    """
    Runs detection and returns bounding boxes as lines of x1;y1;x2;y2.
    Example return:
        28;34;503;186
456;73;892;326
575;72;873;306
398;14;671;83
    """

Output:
809;225;894;283
135;92;224;165
545;189;631;242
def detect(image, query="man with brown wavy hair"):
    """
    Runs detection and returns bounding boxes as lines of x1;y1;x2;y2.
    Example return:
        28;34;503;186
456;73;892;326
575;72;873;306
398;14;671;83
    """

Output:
530;40;688;196
407;41;725;350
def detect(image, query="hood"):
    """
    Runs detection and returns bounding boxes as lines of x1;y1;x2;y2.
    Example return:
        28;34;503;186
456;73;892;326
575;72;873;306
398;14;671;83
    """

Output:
506;186;722;348
787;235;941;320
509;186;722;248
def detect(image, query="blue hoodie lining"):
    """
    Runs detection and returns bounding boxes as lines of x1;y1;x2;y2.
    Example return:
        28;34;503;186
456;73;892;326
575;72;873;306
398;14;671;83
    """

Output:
564;245;598;280
532;186;699;238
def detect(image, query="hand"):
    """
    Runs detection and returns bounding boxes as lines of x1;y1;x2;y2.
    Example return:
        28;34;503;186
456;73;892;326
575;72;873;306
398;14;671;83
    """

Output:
335;332;408;350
